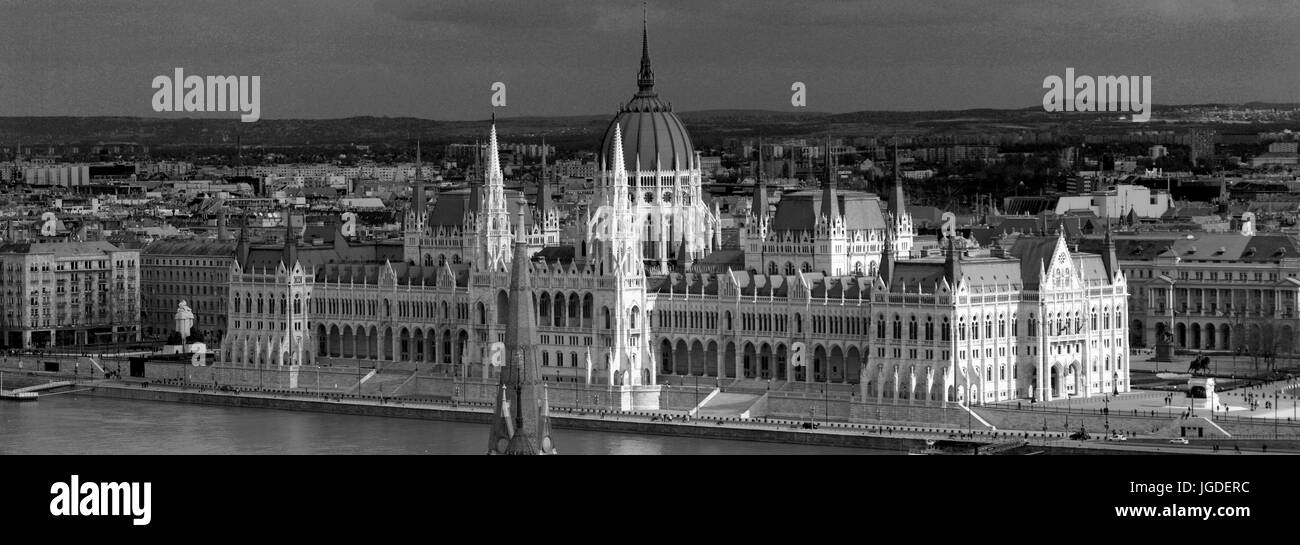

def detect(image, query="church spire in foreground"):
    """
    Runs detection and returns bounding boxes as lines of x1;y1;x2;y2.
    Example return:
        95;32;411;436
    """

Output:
488;197;556;455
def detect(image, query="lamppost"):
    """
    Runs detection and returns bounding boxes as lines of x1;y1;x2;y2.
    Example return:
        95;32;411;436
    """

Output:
1104;395;1110;435
694;374;699;417
1274;391;1279;440
822;385;828;425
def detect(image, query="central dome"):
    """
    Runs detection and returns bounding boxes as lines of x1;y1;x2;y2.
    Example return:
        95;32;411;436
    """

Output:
599;18;695;173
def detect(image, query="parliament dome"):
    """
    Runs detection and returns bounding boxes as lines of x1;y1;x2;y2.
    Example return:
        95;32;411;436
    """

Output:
599;19;695;173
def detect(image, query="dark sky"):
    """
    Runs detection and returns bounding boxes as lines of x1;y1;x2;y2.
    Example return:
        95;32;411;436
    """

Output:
2;0;1297;120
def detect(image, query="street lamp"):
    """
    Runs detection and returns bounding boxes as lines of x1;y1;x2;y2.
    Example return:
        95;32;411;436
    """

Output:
1104;395;1110;435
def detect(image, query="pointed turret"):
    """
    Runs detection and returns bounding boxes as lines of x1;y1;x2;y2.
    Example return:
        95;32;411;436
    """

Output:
752;138;769;220
488;197;555;455
889;139;907;220
1101;222;1119;280
412;140;426;221
819;135;839;222
880;227;895;282
537;139;552;221
282;211;298;271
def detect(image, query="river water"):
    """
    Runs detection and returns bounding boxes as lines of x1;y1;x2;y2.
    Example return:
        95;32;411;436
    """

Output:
0;394;889;455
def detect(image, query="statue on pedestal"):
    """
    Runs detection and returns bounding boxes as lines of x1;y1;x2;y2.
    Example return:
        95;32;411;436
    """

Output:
174;300;195;343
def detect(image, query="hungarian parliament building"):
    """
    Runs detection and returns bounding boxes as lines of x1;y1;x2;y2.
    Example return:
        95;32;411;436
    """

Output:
218;21;1131;409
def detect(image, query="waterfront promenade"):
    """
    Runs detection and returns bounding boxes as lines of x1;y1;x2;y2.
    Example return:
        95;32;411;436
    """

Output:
4;351;1299;453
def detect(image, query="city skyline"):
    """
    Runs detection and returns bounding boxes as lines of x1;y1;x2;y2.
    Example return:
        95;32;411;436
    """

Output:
3;0;1298;121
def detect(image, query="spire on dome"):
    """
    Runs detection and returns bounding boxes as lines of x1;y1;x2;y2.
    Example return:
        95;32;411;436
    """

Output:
637;2;655;95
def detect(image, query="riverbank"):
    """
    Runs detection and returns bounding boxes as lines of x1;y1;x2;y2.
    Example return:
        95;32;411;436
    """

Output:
39;379;1203;454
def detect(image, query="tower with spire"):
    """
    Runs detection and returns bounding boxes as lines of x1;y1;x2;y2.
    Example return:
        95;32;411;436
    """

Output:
475;116;515;272
402;141;427;261
889;138;916;256
813;134;848;275
596;6;719;274
533;139;560;246
487;201;556;455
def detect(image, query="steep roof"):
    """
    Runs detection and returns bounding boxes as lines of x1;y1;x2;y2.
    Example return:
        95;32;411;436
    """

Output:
0;240;127;256
143;239;239;257
769;189;888;232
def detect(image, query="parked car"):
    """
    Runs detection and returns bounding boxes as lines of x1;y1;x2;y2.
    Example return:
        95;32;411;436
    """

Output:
1069;429;1091;441
1169;437;1189;445
1107;433;1127;441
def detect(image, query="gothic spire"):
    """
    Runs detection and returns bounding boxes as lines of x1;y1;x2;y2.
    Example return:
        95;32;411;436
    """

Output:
753;138;769;219
488;195;555;455
890;137;906;220
413;140;426;220
282;210;298;271
636;3;656;96
537;138;552;221
820;134;839;222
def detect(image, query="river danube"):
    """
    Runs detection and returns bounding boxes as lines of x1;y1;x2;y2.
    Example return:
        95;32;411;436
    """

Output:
0;394;888;455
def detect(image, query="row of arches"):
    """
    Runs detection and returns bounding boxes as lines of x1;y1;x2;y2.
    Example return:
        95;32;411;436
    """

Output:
656;338;865;384
1161;321;1297;353
315;323;470;365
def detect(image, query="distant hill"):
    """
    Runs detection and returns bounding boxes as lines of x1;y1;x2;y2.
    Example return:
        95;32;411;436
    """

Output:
1;102;1296;152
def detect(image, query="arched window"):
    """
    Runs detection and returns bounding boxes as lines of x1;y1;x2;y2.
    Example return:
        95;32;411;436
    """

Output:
876;315;885;339
801;262;812;273
234;296;241;313
924;316;934;341
570;353;578;368
1028;314;1037;336
542;352;550;366
998;315;1006;337
908;316;918;340
293;296;301;314
998;365;1005;380
785;262;795;275
768;262;778;275
984;315;992;338
629;306;639;329
1091;309;1099;330
942;317;950;341
725;311;733;330
603;306;611;329
986;366;993;382
892;315;902;339
958;317;966;341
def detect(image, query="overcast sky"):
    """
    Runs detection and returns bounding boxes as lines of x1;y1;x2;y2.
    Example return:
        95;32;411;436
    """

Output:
2;0;1297;120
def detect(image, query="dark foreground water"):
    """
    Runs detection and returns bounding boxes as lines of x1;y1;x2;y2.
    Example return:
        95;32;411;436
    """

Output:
0;394;889;455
